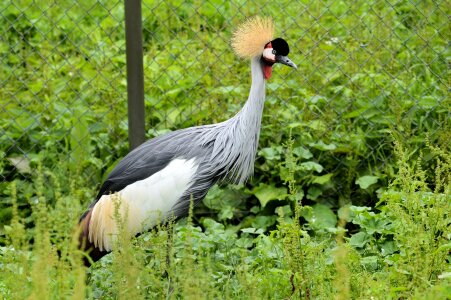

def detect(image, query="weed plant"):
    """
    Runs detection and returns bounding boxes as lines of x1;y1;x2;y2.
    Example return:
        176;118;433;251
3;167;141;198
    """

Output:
0;137;449;299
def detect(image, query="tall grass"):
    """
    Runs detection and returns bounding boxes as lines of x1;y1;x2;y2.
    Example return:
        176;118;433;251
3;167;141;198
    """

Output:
0;137;449;299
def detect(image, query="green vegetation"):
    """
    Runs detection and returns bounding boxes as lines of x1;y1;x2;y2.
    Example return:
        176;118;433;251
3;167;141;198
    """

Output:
1;0;450;299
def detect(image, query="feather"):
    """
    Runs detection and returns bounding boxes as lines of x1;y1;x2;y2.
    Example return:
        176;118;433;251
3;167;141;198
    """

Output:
232;16;274;58
87;159;199;252
80;51;268;265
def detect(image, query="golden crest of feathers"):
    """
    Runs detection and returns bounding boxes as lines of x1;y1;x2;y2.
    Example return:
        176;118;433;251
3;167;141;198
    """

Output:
232;16;274;58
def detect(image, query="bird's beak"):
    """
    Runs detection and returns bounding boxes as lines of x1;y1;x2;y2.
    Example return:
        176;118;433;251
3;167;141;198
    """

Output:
276;55;297;69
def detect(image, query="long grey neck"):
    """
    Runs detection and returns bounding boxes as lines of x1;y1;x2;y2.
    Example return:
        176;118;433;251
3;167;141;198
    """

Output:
200;56;266;184
238;57;266;124
225;56;266;183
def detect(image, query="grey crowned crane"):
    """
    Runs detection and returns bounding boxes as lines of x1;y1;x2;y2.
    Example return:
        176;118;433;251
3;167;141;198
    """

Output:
79;17;296;265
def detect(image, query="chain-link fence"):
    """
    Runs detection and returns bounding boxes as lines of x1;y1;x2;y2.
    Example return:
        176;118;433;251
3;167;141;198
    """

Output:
1;1;449;220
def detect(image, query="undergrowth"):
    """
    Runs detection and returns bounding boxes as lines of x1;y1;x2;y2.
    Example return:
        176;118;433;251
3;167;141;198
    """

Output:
0;137;449;299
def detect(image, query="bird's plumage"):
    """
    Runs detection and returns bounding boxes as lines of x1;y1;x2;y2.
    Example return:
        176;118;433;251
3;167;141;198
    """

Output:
89;158;199;251
79;17;295;265
80;58;266;255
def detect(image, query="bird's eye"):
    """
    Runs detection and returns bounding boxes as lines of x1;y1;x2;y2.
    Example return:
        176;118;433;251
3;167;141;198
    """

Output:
272;50;277;54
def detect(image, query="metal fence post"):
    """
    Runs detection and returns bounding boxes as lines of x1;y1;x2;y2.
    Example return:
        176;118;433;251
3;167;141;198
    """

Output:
124;0;145;150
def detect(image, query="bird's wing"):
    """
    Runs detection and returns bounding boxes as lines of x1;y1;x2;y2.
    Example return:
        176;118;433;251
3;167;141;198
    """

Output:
95;131;188;201
78;132;184;221
95;149;174;200
79;126;216;224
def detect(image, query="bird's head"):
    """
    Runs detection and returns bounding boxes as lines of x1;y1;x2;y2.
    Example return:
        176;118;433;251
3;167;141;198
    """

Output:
261;38;296;79
232;17;296;80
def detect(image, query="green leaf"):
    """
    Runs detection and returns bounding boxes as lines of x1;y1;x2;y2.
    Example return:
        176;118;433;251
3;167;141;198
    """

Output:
293;147;313;159
287;122;304;129
235;237;254;248
287;190;304;202
343;107;368;119
258;147;282;160
307;120;327;131
251;215;277;230
307;186;322;200
309;141;337;151
355;175;379;189
253;184;287;208
349;206;371;213
218;206;234;220
250;206;260;214
419;95;438;108
308;95;327;104
350;208;392;234
300;161;324;173
380;241;397;256
241;227;264;235
361;256;379;271
202;218;224;233
204;185;246;210
361;216;391;235
302;203;337;230
275;205;293;217
349;232;371;248
312;173;333;185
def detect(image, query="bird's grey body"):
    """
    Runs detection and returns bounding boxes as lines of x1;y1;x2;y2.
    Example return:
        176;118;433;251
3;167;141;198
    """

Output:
79;58;267;255
94;57;266;213
79;17;296;265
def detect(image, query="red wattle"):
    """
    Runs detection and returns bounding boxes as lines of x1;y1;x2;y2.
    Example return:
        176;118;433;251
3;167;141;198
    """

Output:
264;65;272;79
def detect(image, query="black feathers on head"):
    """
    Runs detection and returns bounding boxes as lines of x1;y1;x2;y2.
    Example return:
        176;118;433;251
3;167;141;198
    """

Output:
271;38;289;56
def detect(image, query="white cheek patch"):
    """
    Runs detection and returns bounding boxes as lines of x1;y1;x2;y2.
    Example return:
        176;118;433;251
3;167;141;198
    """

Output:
262;48;275;62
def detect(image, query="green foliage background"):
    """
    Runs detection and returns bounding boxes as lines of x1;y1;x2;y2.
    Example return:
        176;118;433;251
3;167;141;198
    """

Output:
0;0;450;299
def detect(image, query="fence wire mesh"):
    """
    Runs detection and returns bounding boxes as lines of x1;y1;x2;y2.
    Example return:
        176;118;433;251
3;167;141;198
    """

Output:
0;1;449;218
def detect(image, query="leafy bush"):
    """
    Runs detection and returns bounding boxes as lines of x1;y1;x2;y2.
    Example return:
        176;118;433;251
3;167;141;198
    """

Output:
0;138;449;299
